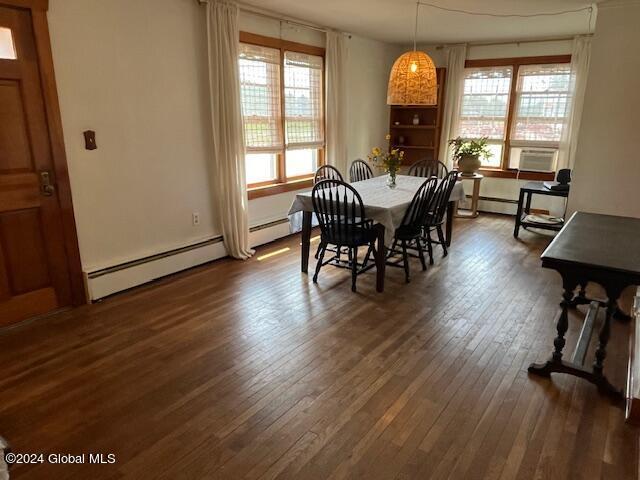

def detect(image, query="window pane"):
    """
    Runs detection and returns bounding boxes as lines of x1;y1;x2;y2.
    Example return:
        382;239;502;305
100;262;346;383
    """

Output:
458;67;512;140
511;64;572;144
239;43;283;152
286;149;318;178
246;153;277;184
0;27;17;60
481;143;503;167
284;51;324;148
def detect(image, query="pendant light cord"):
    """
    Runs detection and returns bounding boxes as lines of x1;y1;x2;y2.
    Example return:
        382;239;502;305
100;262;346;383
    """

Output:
413;1;419;51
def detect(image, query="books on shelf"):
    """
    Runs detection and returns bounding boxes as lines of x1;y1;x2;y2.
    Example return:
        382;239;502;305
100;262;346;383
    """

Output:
523;213;564;225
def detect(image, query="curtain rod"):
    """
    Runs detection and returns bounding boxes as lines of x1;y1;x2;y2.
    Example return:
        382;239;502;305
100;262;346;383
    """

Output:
198;0;350;37
428;34;593;49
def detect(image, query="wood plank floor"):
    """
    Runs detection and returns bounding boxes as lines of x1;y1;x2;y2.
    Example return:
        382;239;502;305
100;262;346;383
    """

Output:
0;214;637;479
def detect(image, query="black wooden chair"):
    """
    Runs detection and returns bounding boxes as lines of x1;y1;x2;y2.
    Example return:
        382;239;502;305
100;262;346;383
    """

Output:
422;170;459;264
314;164;343;184
386;177;438;283
349;159;374;183
313;165;344;259
408;159;448;179
312;179;377;292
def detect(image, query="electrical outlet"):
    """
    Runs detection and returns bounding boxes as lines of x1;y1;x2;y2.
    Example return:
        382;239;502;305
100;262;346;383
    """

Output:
192;212;200;226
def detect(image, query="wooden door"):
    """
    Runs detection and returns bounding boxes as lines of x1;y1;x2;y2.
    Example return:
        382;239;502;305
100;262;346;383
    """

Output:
0;5;73;326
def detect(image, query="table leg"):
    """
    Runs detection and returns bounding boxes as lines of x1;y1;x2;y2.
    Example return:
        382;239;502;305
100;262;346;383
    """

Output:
525;191;532;215
529;283;576;376
471;179;481;217
374;223;385;293
588;297;625;398
301;211;312;274
529;279;624;401
445;201;454;247
514;190;525;238
594;299;615;374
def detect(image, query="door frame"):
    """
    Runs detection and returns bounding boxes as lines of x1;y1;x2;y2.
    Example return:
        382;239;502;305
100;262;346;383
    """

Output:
1;0;86;305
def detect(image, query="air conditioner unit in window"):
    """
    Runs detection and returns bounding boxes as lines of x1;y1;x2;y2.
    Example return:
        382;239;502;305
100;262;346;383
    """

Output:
518;148;558;173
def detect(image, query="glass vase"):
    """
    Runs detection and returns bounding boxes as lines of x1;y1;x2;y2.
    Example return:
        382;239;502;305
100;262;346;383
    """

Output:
387;171;397;189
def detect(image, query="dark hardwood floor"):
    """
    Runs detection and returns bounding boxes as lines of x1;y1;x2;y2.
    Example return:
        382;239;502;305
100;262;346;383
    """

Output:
0;214;637;479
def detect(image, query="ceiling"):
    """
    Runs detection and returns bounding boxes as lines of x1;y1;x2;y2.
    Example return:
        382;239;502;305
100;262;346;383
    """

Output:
239;0;598;44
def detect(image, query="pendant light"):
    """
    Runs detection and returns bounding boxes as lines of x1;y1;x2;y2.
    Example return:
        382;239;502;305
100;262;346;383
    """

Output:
387;2;437;105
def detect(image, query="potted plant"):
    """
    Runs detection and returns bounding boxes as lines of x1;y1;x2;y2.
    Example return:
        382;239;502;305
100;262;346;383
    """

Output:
369;134;404;188
448;137;492;176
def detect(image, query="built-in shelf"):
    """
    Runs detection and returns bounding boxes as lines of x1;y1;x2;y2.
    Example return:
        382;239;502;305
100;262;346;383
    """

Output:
393;145;435;150
389;68;446;164
392;105;439;109
391;125;436;130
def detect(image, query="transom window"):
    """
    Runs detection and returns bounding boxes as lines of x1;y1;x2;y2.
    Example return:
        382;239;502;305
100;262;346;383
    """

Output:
239;34;325;196
456;56;572;171
0;27;17;60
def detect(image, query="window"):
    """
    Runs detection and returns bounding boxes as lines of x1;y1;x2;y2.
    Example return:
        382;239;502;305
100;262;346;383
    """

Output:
239;35;325;195
458;67;512;167
456;56;572;175
0;27;17;60
239;44;282;185
511;64;572;145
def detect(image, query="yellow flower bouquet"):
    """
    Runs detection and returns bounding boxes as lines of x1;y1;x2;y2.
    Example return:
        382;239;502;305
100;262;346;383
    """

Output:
368;134;404;188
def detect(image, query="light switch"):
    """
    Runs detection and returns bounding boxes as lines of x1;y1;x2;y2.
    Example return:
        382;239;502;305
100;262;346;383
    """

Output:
84;130;97;150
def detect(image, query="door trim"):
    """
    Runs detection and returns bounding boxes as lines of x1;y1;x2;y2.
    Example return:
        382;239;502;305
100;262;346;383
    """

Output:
0;0;47;11
1;0;86;305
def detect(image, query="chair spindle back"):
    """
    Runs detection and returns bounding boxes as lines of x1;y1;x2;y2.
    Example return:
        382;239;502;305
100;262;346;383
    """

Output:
349;159;374;183
312;179;367;245
408;159;449;179
314;165;343;184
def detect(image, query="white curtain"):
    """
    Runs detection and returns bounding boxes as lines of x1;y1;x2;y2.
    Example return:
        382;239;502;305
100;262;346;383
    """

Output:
205;0;254;259
325;30;348;176
557;36;592;171
438;44;467;169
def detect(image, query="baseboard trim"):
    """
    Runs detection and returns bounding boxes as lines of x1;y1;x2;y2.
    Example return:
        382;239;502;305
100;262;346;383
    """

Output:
86;218;292;301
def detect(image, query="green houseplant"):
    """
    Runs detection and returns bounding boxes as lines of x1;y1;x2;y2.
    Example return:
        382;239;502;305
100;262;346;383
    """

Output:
448;137;492;176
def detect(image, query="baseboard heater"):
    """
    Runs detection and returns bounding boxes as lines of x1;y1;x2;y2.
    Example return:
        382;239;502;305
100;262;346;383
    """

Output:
85;217;291;301
465;194;518;205
87;236;224;280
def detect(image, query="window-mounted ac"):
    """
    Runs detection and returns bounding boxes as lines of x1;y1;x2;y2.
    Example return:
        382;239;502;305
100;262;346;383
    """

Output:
517;148;558;173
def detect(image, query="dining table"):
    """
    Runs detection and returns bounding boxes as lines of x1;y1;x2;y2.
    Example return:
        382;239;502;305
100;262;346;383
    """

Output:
288;174;466;292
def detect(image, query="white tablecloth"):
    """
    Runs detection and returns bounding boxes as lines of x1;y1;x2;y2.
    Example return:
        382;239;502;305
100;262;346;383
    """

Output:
288;175;465;244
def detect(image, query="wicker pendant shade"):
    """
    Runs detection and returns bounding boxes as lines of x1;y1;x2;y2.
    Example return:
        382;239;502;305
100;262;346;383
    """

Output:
387;50;437;105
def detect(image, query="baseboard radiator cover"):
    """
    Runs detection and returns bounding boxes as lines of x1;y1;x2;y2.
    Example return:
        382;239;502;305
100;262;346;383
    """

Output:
85;218;292;301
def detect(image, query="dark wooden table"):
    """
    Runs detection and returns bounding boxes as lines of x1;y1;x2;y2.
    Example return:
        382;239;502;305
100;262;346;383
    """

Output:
528;212;640;400
514;181;569;238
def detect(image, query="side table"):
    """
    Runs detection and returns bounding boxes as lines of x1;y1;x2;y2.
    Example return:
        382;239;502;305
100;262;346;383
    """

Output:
454;173;483;219
514;181;569;238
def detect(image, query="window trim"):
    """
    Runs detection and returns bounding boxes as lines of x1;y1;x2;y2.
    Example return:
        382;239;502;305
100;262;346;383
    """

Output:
239;32;326;200
463;55;571;179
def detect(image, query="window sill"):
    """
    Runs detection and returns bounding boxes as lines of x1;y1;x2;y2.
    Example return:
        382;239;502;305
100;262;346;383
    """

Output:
478;168;555;181
248;178;314;200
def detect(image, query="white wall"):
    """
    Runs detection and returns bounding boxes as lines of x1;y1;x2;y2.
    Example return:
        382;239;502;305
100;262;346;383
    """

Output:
49;0;215;273
48;0;398;297
568;0;640;218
